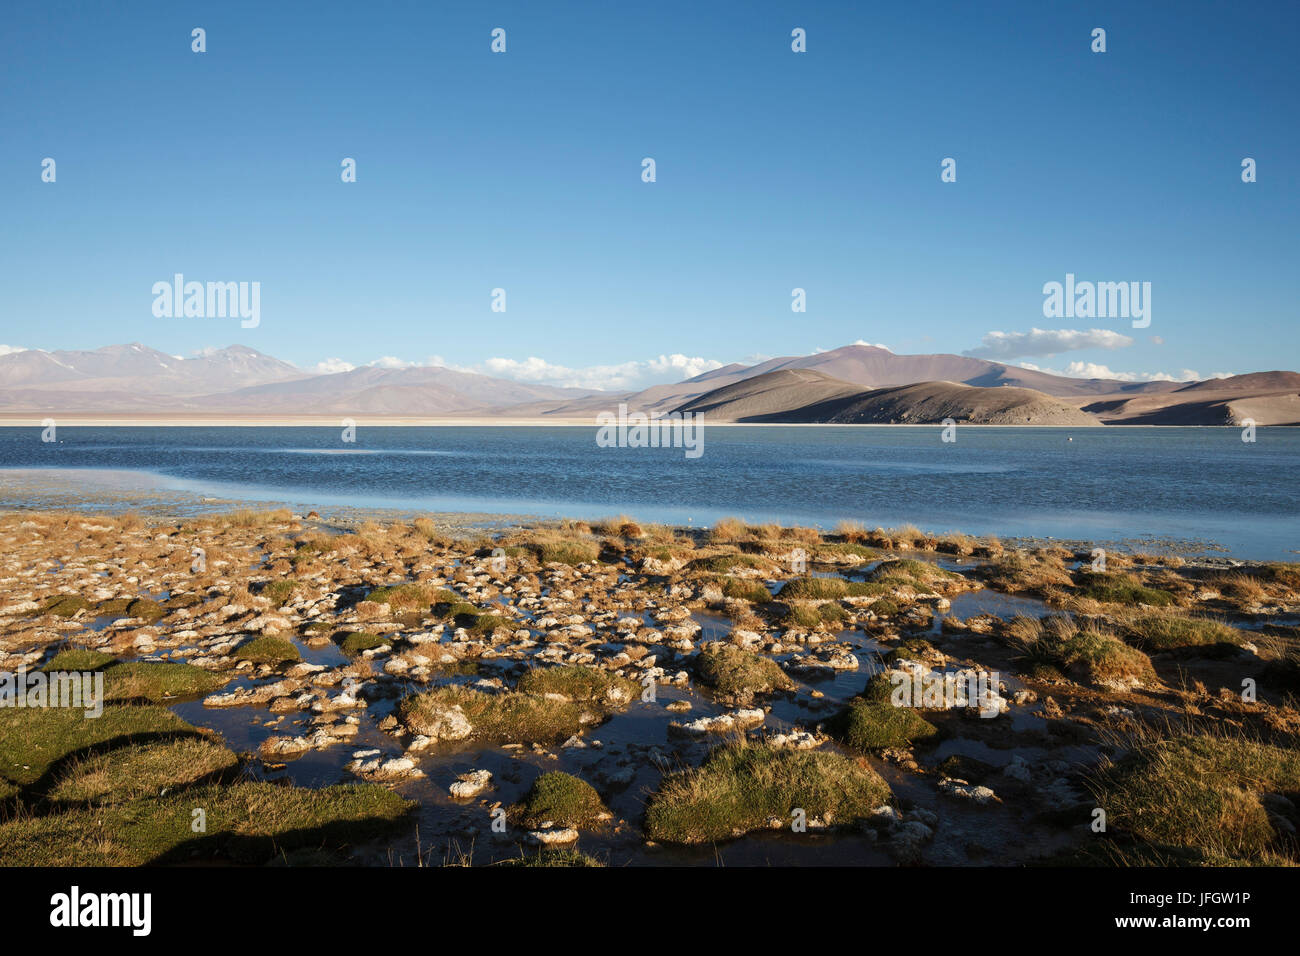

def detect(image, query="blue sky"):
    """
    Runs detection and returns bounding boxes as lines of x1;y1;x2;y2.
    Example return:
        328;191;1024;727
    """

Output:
2;0;1297;389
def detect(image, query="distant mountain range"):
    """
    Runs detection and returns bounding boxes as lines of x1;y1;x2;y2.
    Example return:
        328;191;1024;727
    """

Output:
0;342;1296;425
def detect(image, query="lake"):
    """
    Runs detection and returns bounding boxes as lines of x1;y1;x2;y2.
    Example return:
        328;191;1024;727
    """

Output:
0;425;1296;560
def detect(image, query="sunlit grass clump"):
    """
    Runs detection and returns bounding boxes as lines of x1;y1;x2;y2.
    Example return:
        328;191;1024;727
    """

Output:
829;674;939;750
1091;733;1300;864
1076;571;1175;607
694;644;794;701
234;635;301;664
1119;611;1246;651
644;742;891;844
516;665;638;705
1006;615;1155;688
514;772;611;829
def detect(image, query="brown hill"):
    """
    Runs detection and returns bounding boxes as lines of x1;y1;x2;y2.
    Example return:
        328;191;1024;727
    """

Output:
1079;371;1300;424
1174;371;1300;393
674;370;1102;425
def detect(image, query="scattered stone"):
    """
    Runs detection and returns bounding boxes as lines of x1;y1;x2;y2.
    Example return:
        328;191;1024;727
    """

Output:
449;769;493;799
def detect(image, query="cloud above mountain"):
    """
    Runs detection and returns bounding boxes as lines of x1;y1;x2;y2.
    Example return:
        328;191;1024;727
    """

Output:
307;352;726;391
964;328;1134;359
1018;361;1206;382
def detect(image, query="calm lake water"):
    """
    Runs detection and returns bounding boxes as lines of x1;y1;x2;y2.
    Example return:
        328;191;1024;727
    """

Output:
1;425;1296;560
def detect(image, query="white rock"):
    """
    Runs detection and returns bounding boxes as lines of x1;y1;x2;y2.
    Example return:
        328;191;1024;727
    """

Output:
528;828;579;846
449;769;493;799
938;777;998;804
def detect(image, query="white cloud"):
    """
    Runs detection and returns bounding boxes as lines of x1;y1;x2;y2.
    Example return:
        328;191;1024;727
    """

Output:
1019;361;1202;382
312;358;356;374
850;340;892;351
473;353;725;391
311;352;726;391
0;345;28;356
965;328;1134;359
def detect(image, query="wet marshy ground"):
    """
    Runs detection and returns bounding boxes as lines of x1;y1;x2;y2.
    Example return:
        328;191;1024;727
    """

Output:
2;510;1298;867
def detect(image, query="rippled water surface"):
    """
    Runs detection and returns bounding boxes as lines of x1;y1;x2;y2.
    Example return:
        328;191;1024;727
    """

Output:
1;425;1296;558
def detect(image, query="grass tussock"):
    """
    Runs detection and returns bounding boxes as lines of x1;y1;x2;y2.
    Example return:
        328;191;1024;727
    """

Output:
234;635;301;664
1006;615;1156;688
1091;732;1300;864
1256;562;1300;591
515;665;638;705
338;631;390;656
686;552;777;574
365;581;440;610
815;542;879;561
1119;611;1247;652
781;601;849;629
515;772;611;829
1076;571;1176;607
221;508;294;529
644;742;891;844
523;536;600;566
261;579;301;605
695;644;794;701
399;686;586;745
0;705;201;787
42;649;116;672
716;578;774;603
708;517;747;543
829;674;939;750
866;558;962;588
592;515;645;539
980;551;1073;593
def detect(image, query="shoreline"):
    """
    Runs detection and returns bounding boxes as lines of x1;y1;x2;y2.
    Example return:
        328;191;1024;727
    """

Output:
0;465;1287;562
0;416;1269;428
0;466;1257;565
